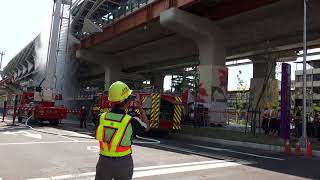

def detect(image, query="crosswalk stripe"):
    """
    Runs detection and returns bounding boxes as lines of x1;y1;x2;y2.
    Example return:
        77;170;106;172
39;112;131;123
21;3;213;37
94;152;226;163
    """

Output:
26;160;247;180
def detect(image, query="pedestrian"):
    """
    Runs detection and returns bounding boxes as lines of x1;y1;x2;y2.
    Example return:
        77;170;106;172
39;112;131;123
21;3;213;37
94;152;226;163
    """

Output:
317;118;320;141
313;113;320;141
262;108;270;135
294;109;302;138
95;81;149;180
270;106;278;136
80;105;87;128
276;110;281;136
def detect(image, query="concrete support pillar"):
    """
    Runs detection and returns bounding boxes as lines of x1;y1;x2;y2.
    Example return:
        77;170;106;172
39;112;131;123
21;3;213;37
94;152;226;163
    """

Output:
104;64;121;91
151;75;164;92
161;8;227;125
250;56;278;109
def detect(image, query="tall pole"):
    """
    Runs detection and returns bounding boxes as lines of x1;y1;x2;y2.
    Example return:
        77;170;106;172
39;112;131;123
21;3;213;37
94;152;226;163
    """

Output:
302;0;308;147
45;0;62;93
0;51;5;70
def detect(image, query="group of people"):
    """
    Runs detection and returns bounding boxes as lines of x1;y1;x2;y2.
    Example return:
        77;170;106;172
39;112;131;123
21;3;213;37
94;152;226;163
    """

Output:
262;107;280;136
294;110;320;140
262;107;320;141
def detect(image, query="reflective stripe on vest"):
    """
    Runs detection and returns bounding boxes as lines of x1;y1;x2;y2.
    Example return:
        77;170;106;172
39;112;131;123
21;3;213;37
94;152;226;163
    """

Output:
96;112;133;157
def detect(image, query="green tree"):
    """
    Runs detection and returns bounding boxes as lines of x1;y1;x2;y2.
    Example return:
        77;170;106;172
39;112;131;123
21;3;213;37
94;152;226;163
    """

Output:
235;70;248;122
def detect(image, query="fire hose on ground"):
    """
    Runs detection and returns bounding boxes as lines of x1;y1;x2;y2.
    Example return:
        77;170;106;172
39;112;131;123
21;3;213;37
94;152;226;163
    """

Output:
24;116;161;144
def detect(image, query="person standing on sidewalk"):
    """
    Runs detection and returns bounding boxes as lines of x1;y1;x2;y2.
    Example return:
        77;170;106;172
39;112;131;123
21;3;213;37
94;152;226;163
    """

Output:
95;81;149;180
270;106;278;136
313;113;320;141
262;108;270;135
80;105;87;128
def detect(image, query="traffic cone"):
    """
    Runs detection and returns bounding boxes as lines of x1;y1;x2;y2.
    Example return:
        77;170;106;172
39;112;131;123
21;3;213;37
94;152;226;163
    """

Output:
306;140;312;158
284;139;291;155
295;142;302;156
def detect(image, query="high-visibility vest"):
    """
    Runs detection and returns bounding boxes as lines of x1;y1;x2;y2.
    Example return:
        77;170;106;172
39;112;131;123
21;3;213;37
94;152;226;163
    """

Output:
96;112;133;157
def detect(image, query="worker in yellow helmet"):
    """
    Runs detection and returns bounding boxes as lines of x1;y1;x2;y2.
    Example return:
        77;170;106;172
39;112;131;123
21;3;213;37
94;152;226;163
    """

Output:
95;81;149;180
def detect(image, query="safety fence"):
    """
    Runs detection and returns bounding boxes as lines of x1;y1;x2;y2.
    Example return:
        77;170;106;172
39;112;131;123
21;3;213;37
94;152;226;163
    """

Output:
183;107;263;135
1;100;83;125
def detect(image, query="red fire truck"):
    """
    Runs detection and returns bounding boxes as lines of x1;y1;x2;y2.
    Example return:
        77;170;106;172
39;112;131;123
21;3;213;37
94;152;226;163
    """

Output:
16;92;67;125
92;91;186;131
0;78;68;125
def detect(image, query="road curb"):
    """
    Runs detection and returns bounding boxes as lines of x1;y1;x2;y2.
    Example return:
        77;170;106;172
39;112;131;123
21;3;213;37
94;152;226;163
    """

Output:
171;134;320;158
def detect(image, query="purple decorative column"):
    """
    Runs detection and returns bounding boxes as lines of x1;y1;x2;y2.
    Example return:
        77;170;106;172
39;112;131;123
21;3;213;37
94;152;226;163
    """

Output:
281;63;291;139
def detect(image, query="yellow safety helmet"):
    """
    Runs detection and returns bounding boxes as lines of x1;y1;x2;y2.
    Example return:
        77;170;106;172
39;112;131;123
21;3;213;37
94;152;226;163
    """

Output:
108;81;132;102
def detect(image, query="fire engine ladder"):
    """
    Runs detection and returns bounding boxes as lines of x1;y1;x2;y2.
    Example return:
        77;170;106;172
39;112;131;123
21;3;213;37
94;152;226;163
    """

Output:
54;1;72;95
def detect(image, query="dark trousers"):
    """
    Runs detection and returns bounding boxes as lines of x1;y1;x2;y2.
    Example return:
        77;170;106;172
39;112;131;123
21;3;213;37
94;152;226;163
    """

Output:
270;118;278;133
317;124;320;140
95;155;133;180
262;118;270;135
80;118;87;128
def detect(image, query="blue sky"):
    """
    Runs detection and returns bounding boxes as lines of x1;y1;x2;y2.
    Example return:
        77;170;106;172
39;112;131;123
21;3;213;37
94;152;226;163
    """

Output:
1;1;318;91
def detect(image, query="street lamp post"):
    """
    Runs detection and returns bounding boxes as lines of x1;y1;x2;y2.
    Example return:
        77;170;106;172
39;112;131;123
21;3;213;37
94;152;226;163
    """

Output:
0;51;4;70
302;0;308;148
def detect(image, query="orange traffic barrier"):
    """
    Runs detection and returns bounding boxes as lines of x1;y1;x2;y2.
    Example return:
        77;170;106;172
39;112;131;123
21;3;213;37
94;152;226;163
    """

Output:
284;139;291;155
295;142;302;156
306;140;312;158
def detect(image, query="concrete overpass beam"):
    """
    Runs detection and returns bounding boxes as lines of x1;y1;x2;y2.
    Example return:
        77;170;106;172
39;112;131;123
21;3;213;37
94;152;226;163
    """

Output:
76;49;122;90
250;55;278;109
161;8;228;124
76;49;116;66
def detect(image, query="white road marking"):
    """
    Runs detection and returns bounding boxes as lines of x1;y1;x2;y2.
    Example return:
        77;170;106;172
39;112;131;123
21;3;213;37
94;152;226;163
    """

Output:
0;140;96;146
133;161;244;178
134;160;228;171
152;144;246;162
3;130;42;139
87;145;100;152
58;135;78;141
26;160;247;180
66;131;93;138
190;144;285;161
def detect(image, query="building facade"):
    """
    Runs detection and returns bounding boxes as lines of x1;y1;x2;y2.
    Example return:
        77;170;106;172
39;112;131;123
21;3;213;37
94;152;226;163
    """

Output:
295;68;320;112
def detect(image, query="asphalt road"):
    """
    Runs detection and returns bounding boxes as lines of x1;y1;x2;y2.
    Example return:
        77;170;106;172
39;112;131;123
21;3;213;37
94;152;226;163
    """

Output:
0;121;319;180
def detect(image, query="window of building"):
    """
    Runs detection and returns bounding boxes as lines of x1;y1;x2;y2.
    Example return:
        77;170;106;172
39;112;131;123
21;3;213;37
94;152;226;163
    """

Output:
307;99;313;106
313;87;320;94
313;74;320;81
307;74;313;82
296;75;303;82
295;99;302;106
313;100;320;105
295;88;302;95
